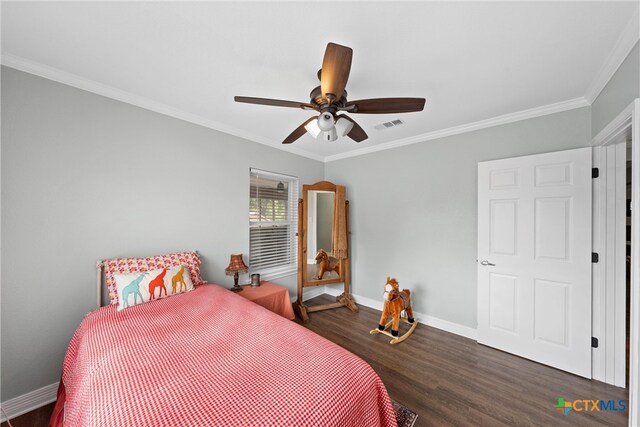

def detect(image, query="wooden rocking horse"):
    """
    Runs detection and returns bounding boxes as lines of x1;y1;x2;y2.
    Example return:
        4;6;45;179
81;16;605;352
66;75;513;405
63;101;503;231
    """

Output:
370;277;418;344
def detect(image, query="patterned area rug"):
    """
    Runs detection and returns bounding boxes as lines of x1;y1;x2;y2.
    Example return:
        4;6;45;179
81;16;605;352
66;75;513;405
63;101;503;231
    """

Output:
392;400;418;427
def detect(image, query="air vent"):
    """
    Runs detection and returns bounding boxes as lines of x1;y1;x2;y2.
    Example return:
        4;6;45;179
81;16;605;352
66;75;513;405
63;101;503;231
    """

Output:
374;119;404;130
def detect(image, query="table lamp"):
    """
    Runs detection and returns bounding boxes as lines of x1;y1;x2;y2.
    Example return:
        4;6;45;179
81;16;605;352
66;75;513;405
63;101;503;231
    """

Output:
225;253;248;292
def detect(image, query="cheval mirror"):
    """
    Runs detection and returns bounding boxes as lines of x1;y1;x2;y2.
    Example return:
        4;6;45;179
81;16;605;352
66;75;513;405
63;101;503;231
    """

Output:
294;181;358;322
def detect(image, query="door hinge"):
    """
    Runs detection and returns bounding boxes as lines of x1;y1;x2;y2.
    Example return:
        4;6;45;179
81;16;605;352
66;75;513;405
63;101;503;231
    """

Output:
592;252;599;263
592;337;599;348
592;168;599;178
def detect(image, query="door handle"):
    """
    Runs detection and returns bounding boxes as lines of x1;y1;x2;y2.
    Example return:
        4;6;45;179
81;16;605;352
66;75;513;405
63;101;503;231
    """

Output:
480;260;496;266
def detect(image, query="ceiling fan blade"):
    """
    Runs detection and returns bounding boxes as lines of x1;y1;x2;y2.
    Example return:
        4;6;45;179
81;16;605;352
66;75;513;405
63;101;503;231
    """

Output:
320;43;353;103
344;98;426;114
282;116;317;144
339;114;368;143
234;96;316;110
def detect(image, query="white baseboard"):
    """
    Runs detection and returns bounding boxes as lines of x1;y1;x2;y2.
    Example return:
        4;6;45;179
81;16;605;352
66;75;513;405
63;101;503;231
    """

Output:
295;285;327;302
415;313;478;340
0;382;58;422
323;287;478;340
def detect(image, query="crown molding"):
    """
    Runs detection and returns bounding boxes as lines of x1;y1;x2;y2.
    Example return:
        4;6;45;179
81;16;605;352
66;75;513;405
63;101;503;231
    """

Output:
324;97;590;162
0;53;325;163
585;9;640;104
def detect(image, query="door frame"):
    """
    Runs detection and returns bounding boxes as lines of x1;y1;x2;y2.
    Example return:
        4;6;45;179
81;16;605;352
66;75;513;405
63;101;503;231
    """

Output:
591;140;627;387
591;99;639;426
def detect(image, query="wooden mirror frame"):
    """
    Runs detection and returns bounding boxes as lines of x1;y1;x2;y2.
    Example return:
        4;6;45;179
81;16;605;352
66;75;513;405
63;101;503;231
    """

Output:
294;181;358;322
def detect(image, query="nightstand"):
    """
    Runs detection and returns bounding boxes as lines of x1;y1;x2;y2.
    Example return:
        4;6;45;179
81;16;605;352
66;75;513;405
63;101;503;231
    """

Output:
237;281;295;320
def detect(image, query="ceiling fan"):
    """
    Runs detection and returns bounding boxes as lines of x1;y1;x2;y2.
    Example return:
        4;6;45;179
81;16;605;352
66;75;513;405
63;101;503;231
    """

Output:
234;43;426;144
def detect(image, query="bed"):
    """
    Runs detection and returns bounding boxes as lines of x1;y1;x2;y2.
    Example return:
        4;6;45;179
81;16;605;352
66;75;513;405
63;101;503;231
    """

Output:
50;265;397;426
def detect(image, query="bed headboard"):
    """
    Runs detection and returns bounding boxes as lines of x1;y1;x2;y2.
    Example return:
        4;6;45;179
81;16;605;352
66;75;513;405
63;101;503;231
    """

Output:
96;259;105;308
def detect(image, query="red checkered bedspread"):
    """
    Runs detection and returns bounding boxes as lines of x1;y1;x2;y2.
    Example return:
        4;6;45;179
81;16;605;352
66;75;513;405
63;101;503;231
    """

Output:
56;284;397;426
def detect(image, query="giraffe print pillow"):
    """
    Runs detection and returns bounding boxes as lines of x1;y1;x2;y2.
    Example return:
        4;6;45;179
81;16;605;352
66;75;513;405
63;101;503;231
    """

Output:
104;251;203;305
113;265;195;311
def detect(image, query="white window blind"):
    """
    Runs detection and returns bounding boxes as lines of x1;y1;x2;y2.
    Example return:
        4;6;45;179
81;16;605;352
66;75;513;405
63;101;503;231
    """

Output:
249;169;299;276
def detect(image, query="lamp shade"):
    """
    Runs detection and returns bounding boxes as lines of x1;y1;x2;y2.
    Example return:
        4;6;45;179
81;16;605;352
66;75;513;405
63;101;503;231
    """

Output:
304;118;322;138
321;128;338;141
225;253;248;275
335;117;354;137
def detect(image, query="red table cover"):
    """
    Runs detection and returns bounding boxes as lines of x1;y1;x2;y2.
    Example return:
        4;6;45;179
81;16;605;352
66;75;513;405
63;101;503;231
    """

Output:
237;281;296;320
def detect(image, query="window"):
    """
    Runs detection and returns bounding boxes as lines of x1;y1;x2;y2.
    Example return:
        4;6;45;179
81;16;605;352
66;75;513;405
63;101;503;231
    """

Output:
249;168;299;278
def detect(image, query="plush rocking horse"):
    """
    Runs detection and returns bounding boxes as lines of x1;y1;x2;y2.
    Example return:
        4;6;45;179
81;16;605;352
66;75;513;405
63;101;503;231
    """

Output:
369;277;418;344
313;249;340;280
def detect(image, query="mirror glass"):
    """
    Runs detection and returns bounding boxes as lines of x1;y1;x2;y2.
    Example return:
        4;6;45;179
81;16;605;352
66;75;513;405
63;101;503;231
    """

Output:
306;190;339;281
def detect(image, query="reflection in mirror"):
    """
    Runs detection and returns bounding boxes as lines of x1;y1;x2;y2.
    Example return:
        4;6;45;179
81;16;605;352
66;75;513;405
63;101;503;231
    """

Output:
306;190;338;281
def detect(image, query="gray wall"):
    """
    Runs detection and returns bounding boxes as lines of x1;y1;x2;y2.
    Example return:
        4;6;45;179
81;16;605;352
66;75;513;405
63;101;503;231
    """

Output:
0;67;324;401
591;42;639;137
325;107;591;328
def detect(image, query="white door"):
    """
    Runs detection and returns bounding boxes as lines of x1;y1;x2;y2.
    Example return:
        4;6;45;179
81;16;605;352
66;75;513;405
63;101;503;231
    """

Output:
477;147;592;378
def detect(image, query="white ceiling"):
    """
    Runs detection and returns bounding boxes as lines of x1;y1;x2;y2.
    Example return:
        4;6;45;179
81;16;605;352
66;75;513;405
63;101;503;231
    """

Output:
2;1;638;162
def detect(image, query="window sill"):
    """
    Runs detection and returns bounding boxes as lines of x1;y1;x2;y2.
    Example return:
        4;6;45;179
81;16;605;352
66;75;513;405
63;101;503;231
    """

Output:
250;266;297;283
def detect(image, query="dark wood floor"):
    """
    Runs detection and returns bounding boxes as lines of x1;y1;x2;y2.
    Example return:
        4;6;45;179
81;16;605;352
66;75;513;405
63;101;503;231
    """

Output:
296;295;628;427
4;295;628;426
1;402;54;427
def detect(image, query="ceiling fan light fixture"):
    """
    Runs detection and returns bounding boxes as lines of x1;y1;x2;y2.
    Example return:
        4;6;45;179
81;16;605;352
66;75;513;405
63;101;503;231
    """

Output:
335;117;354;137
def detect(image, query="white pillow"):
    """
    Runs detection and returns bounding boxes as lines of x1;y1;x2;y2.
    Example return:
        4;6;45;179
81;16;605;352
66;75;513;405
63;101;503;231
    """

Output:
114;265;194;311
